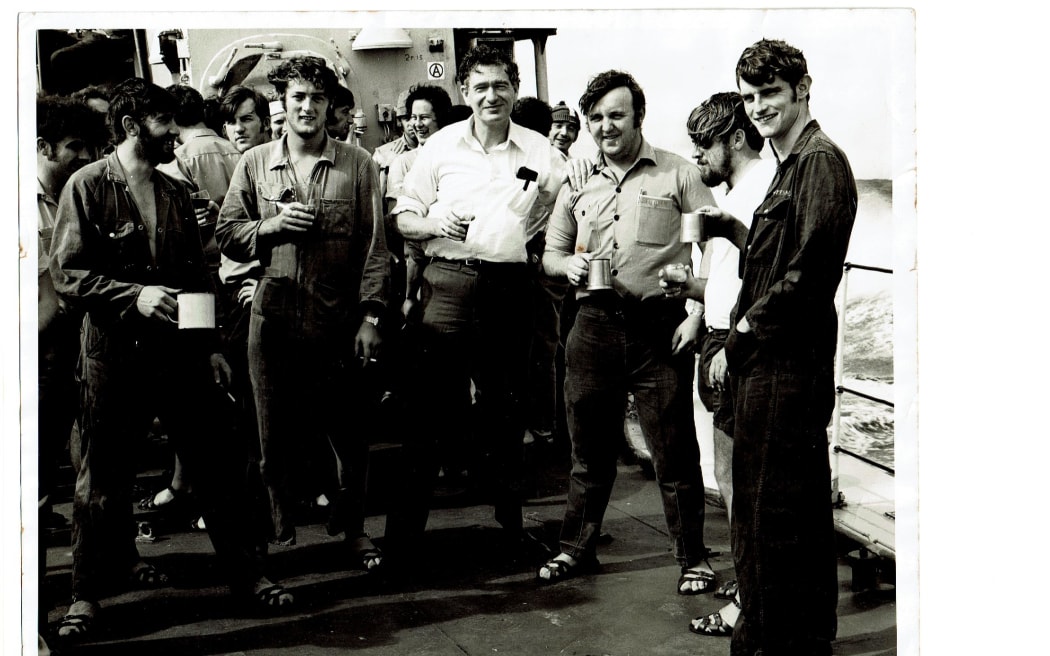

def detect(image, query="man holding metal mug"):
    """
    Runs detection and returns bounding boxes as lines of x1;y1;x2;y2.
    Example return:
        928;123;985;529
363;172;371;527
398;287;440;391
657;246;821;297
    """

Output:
539;70;718;597
217;56;390;572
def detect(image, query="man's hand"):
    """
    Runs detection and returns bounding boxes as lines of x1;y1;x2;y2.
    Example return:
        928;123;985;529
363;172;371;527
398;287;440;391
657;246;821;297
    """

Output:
237;279;258;307
209;353;233;388
258;202;317;237
736;316;752;334
565;252;594;287
136;285;180;322
195;200;221;227
563;157;595;192
671;315;702;355
390;138;407;156
355;319;382;367
696;205;749;250
436;206;473;242
708;347;728;391
400;297;416;323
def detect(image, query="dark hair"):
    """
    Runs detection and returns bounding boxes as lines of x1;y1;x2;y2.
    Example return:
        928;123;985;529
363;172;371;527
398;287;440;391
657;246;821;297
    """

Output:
511;96;552;136
70;84;111;108
686;91;763;153
456;44;520;89
107;77;177;145
328;84;355;111
166;84;206;128
267;56;342;103
219;85;270;124
579;70;645;127
736;38;810;100
447;104;473;124
405;84;453;128
202;95;224;134
37;94;108;150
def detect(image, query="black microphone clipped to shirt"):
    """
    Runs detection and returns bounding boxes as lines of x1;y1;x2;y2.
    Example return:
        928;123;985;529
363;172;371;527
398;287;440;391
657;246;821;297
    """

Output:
516;166;538;190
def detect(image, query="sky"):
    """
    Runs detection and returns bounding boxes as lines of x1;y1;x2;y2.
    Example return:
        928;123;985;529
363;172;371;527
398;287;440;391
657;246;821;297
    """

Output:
514;9;911;181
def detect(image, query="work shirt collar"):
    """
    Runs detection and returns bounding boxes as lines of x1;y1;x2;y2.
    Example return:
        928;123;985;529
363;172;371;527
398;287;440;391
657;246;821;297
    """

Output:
772;119;822;166
265;133;339;172
103;150;181;197
593;139;659;180
458;115;531;154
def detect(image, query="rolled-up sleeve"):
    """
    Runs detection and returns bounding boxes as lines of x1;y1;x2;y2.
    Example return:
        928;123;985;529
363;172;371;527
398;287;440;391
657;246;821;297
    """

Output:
545;184;578;256
391;142;437;218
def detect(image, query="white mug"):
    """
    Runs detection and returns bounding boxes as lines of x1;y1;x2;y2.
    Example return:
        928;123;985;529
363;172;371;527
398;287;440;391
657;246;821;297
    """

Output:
177;293;216;329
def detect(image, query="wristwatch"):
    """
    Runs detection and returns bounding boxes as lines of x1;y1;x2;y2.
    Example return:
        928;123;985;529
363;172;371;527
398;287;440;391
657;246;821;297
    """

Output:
363;315;380;328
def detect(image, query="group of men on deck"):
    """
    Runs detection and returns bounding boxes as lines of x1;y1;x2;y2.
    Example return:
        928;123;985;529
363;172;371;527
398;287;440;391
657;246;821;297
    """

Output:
38;37;856;656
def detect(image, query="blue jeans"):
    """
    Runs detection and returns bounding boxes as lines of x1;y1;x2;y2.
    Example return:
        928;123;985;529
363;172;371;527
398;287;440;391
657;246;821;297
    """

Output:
385;259;533;550
729;360;838;656
559;298;706;567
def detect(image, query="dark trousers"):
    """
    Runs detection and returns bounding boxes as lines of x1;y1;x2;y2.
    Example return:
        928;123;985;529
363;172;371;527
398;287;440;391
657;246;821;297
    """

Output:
248;311;373;543
38;312;81;615
730;361;839;656
38;313;81;502
73;335;262;602
527;272;567;435
559;298;706;567
385;259;533;550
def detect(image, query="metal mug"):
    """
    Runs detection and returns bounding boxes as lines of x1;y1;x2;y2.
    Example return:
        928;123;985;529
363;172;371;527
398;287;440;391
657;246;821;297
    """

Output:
587;258;613;290
681;211;704;243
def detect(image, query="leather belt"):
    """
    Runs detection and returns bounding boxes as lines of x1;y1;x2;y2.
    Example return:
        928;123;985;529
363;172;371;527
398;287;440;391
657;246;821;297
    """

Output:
429;256;526;270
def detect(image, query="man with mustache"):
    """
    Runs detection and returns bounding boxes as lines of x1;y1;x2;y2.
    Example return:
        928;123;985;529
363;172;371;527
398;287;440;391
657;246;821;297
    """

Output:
216;56;390;571
387;45;565;566
49;79;292;643
538;70;718;598
675;91;777;639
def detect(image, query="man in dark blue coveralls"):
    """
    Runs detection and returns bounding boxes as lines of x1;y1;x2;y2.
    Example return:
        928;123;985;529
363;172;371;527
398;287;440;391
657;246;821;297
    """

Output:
699;39;858;656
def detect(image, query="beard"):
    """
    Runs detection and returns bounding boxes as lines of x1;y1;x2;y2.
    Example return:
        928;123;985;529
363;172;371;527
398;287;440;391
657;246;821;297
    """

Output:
136;130;176;165
699;156;732;187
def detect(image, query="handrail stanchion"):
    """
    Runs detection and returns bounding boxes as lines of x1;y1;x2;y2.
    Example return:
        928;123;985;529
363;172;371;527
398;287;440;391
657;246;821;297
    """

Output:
831;265;850;505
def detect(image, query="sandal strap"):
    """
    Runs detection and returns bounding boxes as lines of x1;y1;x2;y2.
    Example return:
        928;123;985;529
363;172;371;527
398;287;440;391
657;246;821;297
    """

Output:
257;584;294;606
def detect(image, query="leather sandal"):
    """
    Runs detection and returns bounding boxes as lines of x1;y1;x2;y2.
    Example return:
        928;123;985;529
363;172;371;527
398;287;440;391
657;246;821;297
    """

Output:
689;610;734;636
347;534;383;572
255;584;295;612
714;578;738;600
130;562;169;588
536;554;600;583
677;565;716;595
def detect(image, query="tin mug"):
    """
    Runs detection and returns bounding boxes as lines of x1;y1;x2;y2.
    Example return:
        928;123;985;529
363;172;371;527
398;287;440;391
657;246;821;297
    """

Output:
681;211;704;243
587;258;613;290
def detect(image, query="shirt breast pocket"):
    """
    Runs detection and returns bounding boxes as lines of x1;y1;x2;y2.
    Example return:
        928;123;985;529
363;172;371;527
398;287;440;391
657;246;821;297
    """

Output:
319;198;356;238
636;194;676;246
748;193;792;265
106;220;141;261
259;183;295;220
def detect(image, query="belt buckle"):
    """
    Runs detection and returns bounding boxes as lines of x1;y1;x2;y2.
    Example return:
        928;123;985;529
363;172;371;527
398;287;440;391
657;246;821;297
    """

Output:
463;258;482;267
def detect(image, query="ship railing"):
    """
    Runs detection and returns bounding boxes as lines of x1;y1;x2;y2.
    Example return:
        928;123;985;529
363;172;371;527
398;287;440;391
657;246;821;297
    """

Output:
831;261;894;506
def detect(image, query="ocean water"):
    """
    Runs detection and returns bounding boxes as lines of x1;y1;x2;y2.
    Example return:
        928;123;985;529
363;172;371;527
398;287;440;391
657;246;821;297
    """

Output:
836;179;895;469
